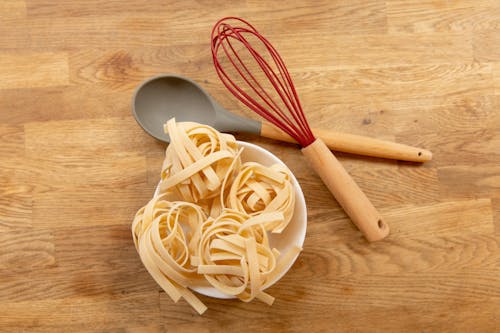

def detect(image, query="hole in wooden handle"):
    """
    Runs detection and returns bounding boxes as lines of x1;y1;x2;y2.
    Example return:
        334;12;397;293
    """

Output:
378;219;385;229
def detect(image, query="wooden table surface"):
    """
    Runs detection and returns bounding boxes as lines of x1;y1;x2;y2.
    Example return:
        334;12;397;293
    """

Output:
1;1;499;332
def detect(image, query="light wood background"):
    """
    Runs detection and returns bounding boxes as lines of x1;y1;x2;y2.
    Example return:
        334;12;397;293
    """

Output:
1;1;499;332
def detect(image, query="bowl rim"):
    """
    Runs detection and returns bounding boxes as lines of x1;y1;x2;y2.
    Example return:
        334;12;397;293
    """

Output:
153;140;307;298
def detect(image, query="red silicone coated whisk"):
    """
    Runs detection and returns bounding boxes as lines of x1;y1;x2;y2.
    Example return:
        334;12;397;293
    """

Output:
211;17;389;241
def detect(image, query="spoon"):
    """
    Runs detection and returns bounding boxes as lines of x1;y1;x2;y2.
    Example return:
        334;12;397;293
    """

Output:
131;74;432;162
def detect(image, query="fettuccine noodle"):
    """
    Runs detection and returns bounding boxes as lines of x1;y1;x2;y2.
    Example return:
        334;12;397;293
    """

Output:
160;120;240;203
224;162;295;233
132;119;301;315
132;194;208;314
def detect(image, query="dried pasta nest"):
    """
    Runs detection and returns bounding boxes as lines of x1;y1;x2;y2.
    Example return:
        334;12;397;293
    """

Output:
193;209;300;305
160;119;241;202
224;162;295;233
132;194;206;280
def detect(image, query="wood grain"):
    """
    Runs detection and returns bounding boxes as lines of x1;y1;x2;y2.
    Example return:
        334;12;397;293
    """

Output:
0;229;55;273
0;1;26;19
0;292;160;332
409;129;500;166
387;0;500;33
474;29;500;62
0;125;31;231
493;63;500;94
0;1;499;332
0;52;69;89
276;32;474;69
0;85;129;124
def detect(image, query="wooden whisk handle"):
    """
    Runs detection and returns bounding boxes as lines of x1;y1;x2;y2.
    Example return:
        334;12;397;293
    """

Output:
301;139;389;242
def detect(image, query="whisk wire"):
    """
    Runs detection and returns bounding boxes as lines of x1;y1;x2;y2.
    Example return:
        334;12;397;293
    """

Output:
215;38;296;138
211;17;315;146
266;43;313;140
216;26;301;138
221;29;291;127
227;24;311;141
254;32;312;137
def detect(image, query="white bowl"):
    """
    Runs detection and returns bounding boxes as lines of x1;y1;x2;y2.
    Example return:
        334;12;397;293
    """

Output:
154;141;307;299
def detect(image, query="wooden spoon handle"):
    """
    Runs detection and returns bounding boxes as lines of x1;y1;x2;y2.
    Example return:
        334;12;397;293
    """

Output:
260;122;432;162
301;138;389;242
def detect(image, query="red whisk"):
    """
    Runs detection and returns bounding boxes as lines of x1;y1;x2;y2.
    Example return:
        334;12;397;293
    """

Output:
211;17;389;241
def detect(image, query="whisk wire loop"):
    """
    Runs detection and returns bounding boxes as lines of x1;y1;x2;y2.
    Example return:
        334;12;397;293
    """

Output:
211;17;315;146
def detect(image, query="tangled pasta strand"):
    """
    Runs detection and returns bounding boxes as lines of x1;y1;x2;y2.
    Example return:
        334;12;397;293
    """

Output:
224;162;295;233
132;193;208;314
160;119;240;203
195;209;288;304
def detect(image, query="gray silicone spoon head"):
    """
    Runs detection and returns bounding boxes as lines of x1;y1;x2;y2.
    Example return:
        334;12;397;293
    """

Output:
131;74;261;142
